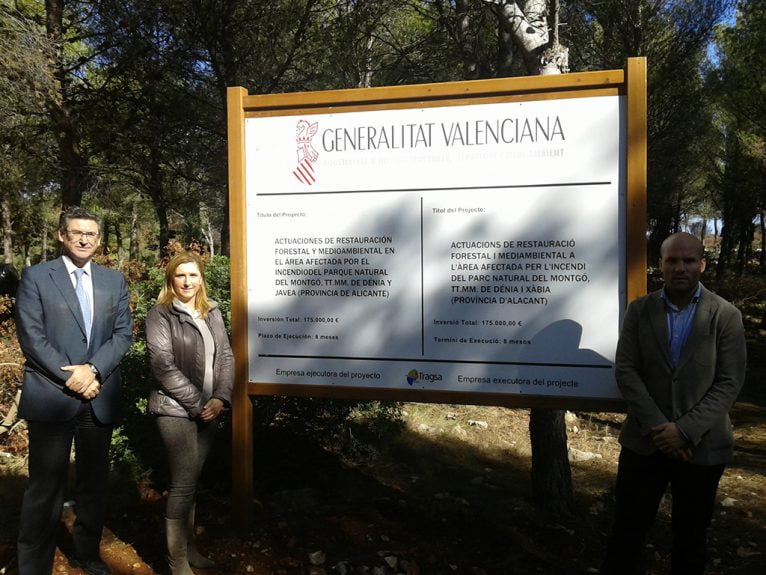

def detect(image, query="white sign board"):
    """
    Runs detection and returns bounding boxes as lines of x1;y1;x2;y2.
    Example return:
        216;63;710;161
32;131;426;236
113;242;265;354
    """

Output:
245;96;626;399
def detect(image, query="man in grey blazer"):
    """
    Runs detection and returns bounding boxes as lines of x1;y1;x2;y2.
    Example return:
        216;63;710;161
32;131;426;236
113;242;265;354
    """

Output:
15;207;133;575
601;232;746;575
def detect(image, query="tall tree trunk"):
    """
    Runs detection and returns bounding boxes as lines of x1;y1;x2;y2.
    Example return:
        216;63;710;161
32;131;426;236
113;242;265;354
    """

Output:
530;409;573;515
145;144;172;256
200;204;215;258
760;210;765;269
101;218;110;256
716;221;731;281
46;0;88;209
115;221;124;265
129;198;140;262
487;0;573;517
456;0;480;79
497;21;515;76
40;218;48;262
735;231;746;275
486;0;565;74
220;187;230;257
358;35;375;88
155;200;170;257
1;196;12;264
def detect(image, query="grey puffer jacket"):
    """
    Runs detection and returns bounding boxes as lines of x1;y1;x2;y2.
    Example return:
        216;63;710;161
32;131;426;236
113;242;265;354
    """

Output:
146;300;234;418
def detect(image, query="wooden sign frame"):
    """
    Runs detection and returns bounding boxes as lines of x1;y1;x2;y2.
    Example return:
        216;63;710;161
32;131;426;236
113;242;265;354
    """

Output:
227;58;646;523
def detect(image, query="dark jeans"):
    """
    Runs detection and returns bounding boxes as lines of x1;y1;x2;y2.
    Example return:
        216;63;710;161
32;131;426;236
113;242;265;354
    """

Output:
17;403;113;575
601;447;725;575
156;415;217;520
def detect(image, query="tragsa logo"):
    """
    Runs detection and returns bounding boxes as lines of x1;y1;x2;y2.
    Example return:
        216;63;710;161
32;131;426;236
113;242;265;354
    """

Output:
406;369;419;386
405;368;442;386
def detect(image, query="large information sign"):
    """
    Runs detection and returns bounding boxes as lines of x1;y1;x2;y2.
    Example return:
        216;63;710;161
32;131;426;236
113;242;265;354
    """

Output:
228;61;647;414
247;96;622;399
228;60;647;523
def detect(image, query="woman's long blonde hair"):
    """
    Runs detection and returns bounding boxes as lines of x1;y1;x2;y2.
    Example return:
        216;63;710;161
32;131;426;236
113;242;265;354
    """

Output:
157;252;211;318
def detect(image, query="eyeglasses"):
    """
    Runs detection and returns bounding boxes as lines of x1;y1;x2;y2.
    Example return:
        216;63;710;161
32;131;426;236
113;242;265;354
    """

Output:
65;230;99;242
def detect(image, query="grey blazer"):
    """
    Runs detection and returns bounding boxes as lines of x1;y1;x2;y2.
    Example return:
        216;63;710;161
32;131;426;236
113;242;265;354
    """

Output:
616;285;746;466
15;257;133;424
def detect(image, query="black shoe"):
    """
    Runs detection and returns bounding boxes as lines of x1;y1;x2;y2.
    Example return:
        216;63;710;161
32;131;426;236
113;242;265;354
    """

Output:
69;558;113;575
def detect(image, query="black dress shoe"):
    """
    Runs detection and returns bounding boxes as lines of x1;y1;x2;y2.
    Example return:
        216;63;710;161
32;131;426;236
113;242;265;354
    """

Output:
69;558;113;575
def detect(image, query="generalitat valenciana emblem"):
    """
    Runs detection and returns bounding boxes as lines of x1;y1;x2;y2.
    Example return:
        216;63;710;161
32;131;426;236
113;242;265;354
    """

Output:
293;119;319;185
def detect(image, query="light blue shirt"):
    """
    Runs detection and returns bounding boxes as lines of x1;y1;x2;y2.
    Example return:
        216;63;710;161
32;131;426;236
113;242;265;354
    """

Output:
662;284;701;366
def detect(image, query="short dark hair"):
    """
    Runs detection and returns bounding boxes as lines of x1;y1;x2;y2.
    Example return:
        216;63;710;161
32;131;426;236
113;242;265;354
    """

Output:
58;207;100;234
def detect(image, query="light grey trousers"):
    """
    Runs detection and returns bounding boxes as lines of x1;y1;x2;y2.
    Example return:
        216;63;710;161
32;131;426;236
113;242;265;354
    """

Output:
156;415;217;520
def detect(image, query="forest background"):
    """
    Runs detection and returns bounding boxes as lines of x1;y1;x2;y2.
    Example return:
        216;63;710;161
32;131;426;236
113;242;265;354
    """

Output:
0;1;765;574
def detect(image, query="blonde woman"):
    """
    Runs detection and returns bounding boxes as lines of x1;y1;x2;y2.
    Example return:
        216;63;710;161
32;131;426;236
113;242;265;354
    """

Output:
146;252;233;575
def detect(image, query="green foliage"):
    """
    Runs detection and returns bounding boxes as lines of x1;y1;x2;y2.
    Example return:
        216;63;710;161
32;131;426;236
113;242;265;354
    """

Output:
110;338;158;473
204;255;231;324
708;0;766;275
3;0;762;278
562;0;736;260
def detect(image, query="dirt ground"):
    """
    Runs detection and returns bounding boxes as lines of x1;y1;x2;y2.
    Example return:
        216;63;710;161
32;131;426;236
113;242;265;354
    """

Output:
1;307;764;575
1;389;764;575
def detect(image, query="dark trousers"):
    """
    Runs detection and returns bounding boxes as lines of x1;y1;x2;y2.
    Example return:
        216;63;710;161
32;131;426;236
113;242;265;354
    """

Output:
156;415;216;520
17;404;113;575
601;447;725;575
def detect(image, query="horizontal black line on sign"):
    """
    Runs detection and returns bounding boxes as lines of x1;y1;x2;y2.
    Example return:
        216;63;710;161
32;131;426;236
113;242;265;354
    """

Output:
257;354;613;369
257;181;613;196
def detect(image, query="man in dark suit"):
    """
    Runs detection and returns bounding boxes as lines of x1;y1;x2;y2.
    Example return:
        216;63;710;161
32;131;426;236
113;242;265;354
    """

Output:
601;232;747;575
15;207;133;575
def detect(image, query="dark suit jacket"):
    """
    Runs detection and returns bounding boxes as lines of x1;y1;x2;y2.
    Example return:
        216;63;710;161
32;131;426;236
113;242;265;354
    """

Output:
616;284;746;465
15;256;133;424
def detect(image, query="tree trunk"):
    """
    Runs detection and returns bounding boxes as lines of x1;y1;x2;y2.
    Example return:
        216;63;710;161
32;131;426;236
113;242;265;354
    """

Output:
40;218;48;262
155;200;171;257
497;18;515;77
487;0;573;518
486;0;559;74
735;231;747;275
358;35;375;88
130;198;140;262
716;221;731;281
101;218;110;256
760;210;765;269
115;221;124;265
200;204;215;258
456;0;480;79
46;0;88;209
1;196;12;264
529;409;573;515
221;188;230;257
